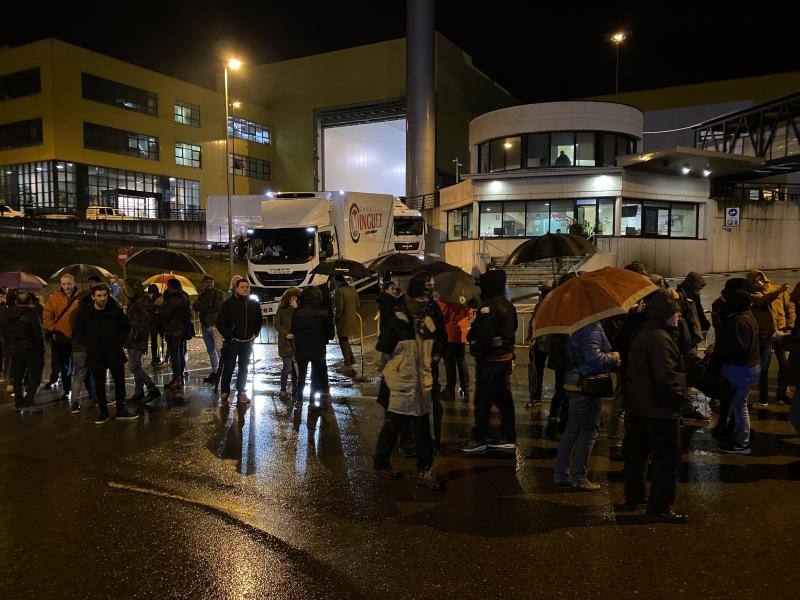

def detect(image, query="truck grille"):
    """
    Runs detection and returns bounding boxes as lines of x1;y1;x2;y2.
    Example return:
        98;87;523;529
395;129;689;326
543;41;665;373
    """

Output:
395;242;419;251
255;271;308;287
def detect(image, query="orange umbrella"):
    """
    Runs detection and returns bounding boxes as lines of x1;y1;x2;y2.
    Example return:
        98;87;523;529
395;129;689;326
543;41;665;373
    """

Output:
143;273;198;296
532;267;658;337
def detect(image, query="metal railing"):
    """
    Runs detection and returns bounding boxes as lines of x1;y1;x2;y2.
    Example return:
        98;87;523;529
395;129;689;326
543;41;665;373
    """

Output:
710;181;800;203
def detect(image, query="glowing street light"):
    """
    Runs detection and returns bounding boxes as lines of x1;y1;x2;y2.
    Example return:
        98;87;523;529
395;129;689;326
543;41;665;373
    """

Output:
610;31;627;94
227;58;242;71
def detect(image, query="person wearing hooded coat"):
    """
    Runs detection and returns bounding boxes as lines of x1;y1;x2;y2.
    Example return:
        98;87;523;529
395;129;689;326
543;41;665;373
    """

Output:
72;284;137;423
334;275;360;369
4;291;45;413
715;289;761;454
462;269;518;454
289;286;335;405
158;278;192;389
274;287;301;397
623;291;688;524
123;278;160;405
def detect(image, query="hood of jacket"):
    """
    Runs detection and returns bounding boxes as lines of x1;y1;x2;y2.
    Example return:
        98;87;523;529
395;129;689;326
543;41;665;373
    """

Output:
280;287;301;309
746;269;769;287
478;269;507;301
645;291;681;324
679;271;706;296
299;286;324;308
724;289;753;314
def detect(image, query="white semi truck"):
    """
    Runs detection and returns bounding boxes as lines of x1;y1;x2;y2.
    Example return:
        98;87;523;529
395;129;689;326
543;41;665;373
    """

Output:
246;191;395;314
392;199;426;258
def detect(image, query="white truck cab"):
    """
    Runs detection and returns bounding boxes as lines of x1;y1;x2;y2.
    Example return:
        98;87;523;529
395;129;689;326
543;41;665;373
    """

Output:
392;199;426;258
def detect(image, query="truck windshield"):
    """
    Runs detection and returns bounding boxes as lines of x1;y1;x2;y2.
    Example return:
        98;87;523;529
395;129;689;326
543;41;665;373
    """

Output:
394;217;424;236
248;228;316;264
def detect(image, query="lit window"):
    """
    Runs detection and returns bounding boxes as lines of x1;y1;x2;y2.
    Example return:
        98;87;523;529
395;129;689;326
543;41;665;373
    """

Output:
228;117;270;144
174;100;201;128
175;142;201;168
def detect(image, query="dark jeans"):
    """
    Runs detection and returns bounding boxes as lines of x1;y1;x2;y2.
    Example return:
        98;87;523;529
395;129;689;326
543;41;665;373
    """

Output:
92;365;127;417
11;350;43;408
280;356;297;392
473;360;516;442
445;342;469;396
54;341;73;394
149;325;162;363
374;410;434;472
220;340;253;394
549;368;568;429
624;413;681;514
759;334;788;402
528;347;548;402
296;357;329;401
338;337;355;365
166;335;185;383
47;340;60;384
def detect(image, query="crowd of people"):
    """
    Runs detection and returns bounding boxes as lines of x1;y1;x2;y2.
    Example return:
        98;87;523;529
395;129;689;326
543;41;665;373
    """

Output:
2;260;799;514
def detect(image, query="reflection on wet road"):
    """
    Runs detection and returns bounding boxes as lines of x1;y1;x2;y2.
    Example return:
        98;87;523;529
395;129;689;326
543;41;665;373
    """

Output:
2;295;800;598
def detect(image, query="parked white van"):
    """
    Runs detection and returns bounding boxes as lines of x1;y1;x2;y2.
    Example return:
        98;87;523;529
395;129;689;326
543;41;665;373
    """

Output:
85;206;133;220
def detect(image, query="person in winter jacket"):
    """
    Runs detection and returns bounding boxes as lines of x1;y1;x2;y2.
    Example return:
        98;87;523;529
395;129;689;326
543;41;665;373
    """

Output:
147;284;164;365
746;270;795;404
123;278;160;405
72;284;138;424
782;283;800;475
193;275;225;382
274;287;301;397
334;275;360;369
289;286;335;406
5;291;45;413
553;319;620;491
377;281;399;327
716;289;761;454
67;289;98;414
462;269;518;454
158;278;192;390
438;296;473;402
676;271;710;345
216;277;262;405
43;274;80;402
372;287;444;491
623;291;688;524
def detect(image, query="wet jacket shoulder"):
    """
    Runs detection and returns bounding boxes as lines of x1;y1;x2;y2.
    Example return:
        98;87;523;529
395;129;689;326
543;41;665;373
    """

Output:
375;309;436;416
125;294;154;351
567;321;616;375
467;296;517;360
624;320;686;419
72;301;130;369
752;284;795;333
192;288;224;328
377;292;398;324
3;305;44;354
216;296;262;342
716;311;760;366
160;290;192;338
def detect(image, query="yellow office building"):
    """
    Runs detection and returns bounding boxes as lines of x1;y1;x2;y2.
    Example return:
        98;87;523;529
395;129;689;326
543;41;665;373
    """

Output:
0;38;273;220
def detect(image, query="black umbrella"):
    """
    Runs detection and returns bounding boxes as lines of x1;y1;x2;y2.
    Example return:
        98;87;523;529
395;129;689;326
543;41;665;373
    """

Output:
416;260;460;275
504;233;596;266
432;269;481;306
49;264;113;285
310;259;374;279
125;248;206;274
368;253;422;274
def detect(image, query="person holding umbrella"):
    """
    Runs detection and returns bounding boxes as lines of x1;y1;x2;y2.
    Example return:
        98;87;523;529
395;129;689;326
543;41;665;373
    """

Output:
43;274;80;403
4;291;45;413
462;269;518;454
158;278;192;391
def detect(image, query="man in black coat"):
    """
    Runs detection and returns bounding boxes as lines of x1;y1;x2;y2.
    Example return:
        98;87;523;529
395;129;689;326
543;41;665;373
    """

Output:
288;285;335;407
4;291;45;413
193;275;224;382
72;284;137;424
623;291;688;524
215;277;263;405
463;269;518;454
158;278;192;390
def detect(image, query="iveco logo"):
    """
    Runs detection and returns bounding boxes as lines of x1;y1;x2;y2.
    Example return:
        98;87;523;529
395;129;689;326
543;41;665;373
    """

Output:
267;268;292;274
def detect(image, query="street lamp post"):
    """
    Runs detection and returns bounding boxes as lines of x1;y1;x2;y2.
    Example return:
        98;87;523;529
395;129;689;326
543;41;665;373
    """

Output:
611;32;626;94
224;58;242;282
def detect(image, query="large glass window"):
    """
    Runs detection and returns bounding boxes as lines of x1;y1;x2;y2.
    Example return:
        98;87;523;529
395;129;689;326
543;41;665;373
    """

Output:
551;133;575;167
479;203;503;237
174;100;200;127
525;201;549;236
0;118;43;150
228;116;270;144
526;133;549;168
0;68;41;102
502;201;526;237
549;199;573;233
575;132;596;166
601;133;616;167
447;206;472;241
229;154;271;180
83;123;159;160
478;142;490;173
621;199;700;238
81;73;157;116
175;142;201;168
596;198;615;236
502;137;521;170
166;177;201;219
489;139;505;172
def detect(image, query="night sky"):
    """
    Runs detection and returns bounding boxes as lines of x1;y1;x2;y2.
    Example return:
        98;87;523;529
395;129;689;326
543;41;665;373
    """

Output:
3;1;799;102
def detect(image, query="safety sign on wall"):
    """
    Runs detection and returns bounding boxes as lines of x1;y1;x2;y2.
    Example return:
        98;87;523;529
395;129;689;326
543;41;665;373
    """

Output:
724;207;740;228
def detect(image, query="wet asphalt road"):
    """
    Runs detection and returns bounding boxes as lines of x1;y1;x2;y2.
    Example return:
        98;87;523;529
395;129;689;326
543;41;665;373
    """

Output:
2;275;800;599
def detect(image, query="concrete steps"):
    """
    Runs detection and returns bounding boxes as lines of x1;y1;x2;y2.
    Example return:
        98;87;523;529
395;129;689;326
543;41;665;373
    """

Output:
490;256;585;286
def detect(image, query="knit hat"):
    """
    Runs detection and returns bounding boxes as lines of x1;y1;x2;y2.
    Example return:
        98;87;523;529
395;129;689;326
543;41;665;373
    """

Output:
478;269;507;300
